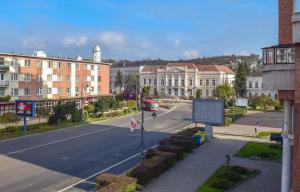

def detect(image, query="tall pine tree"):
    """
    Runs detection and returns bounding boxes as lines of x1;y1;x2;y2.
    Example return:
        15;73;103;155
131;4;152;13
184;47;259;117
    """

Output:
234;62;250;97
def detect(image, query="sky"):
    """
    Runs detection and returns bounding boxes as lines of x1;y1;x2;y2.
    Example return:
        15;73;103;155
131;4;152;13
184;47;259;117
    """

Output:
0;0;278;60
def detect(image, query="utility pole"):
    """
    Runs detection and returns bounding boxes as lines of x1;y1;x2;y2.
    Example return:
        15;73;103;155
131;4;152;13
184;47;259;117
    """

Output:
140;91;144;158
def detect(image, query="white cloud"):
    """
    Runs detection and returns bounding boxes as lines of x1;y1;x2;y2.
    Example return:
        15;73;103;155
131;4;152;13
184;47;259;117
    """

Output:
183;50;199;59
22;37;45;49
63;35;88;47
174;39;181;46
98;32;125;49
238;50;250;56
139;41;152;49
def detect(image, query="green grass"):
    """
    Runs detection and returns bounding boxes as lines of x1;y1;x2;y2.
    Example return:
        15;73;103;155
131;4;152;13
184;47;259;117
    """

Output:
0;111;139;141
196;165;259;192
235;142;282;161
257;131;281;138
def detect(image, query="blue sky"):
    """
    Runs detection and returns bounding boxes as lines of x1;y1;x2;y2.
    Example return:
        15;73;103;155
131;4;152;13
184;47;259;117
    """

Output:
0;0;278;60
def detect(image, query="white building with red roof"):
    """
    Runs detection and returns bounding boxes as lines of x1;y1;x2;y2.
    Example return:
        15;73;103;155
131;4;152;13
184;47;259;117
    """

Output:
140;63;235;98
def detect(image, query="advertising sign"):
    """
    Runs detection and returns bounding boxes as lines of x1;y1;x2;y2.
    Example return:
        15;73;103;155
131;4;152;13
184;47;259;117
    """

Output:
192;99;225;125
15;100;36;117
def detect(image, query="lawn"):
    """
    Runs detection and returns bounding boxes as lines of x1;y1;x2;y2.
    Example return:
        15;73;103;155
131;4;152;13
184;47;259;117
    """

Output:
196;165;259;192
235;142;282;161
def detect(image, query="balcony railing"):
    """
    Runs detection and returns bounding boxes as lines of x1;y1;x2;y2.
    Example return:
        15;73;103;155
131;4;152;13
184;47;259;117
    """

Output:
0;65;9;71
262;44;295;65
0;81;9;87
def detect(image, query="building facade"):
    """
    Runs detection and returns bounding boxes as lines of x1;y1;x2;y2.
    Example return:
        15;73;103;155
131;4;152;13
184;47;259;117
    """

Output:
0;45;110;101
140;63;235;98
109;65;144;93
262;0;300;191
246;71;278;99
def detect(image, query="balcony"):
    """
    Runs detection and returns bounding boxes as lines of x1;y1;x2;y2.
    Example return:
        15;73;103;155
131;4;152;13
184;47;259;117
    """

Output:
0;81;9;87
262;44;295;91
0;65;9;72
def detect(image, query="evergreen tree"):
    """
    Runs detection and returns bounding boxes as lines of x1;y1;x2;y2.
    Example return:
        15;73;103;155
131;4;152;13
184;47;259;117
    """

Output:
114;71;124;93
124;74;139;94
234;62;250;97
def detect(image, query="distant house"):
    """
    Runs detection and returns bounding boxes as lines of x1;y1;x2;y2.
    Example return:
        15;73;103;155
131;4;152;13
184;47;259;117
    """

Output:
246;71;277;99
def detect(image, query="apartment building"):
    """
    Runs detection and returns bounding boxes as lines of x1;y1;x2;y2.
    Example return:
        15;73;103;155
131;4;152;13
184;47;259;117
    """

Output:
262;0;300;191
109;65;144;93
246;71;278;99
0;45;110;101
140;63;235;98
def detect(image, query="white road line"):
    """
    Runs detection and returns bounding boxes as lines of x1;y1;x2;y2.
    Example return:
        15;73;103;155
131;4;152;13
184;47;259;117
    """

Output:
5;106;178;155
57;145;158;192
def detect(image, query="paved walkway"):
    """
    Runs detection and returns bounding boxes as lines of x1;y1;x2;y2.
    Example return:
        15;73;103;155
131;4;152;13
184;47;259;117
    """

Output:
143;138;281;192
214;111;283;137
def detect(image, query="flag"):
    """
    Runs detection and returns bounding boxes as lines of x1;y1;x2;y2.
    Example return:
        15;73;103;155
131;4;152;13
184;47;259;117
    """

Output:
130;117;138;132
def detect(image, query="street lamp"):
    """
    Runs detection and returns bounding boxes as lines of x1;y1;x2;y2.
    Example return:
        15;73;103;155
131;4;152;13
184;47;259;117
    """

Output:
81;84;89;124
140;91;145;158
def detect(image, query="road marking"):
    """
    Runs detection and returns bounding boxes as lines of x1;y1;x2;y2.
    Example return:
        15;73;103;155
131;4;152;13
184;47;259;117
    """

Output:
5;106;180;155
57;145;158;192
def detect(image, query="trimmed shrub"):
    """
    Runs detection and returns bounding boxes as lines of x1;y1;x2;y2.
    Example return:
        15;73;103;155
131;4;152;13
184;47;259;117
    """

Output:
177;128;196;137
217;170;242;182
71;110;83;122
209;178;233;190
154;150;177;171
225;117;232;126
48;114;59;125
5;126;21;133
145;149;156;159
170;138;196;151
229;165;250;175
158;145;185;160
96;173;137;192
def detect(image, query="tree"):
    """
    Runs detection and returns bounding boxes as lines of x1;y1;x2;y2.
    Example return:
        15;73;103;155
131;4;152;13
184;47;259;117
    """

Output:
215;84;235;101
196;89;201;99
234;62;250;97
124;74;139;94
36;107;50;124
114;71;124;93
0;113;20;135
142;86;151;97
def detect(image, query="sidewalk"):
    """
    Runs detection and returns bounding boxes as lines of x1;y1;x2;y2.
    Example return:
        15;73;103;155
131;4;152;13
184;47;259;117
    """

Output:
143;138;281;192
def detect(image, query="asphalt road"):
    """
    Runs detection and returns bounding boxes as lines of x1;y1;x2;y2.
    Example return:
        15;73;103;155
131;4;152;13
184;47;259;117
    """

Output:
0;103;192;192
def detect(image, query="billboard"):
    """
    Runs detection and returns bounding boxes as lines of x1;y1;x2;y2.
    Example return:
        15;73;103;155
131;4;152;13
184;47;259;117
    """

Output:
192;99;225;125
235;98;248;107
15;100;36;117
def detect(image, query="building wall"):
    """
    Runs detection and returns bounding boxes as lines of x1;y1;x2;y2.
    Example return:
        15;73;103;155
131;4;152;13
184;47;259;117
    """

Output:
279;0;294;44
246;76;278;99
0;54;110;101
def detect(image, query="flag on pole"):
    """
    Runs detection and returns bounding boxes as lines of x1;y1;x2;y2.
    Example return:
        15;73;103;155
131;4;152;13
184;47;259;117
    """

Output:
130;117;138;132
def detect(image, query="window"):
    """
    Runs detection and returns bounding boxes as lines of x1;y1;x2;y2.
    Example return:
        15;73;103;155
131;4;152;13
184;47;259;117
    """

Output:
98;65;101;70
76;87;79;93
189;79;193;86
11;89;18;96
57;88;62;94
276;48;287;63
181;79;185;86
90;86;94;91
154;79;157;85
212;79;216;87
181;89;185;96
84;76;88;81
38;75;42;81
36;88;43;95
47;74;52;81
66;88;71;94
11;73;18;81
189;89;193;96
161;79;165;86
168;79;172;86
58;62;62;68
0;89;4;96
206;79;209;86
84;64;88;70
84;87;89;92
12;58;18;66
149;79;152;85
249;82;253;88
68;63;72;69
24;88;30;96
206;89;209;96
24;60;31;67
144;79;147;85
199;79;203;86
76;63;80;69
295;0;300;13
57;75;63;81
267;49;274;64
255;82;259;88
47;88;52;94
48;61;53;68
0;73;4;81
288;48;295;63
67;75;71;82
174;79;178;86
91;65;94;70
24;73;31;81
76;75;80;82
168;88;172;95
249;93;252;97
38;60;43;68
98;76;102;82
91;76;95;81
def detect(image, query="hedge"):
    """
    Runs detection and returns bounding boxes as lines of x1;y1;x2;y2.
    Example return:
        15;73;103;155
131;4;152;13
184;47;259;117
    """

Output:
158;144;185;160
160;138;195;153
96;173;137;192
131;152;176;185
225;117;232;126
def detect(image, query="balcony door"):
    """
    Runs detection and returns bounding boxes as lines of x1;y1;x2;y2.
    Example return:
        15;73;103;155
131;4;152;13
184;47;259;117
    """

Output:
0;73;4;81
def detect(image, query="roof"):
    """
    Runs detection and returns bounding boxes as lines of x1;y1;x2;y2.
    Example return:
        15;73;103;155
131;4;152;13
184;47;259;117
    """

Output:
0;52;111;65
141;63;234;74
247;71;263;77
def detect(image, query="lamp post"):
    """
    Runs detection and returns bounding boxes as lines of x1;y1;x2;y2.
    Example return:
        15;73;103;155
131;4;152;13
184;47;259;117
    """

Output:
140;91;145;158
81;84;89;125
